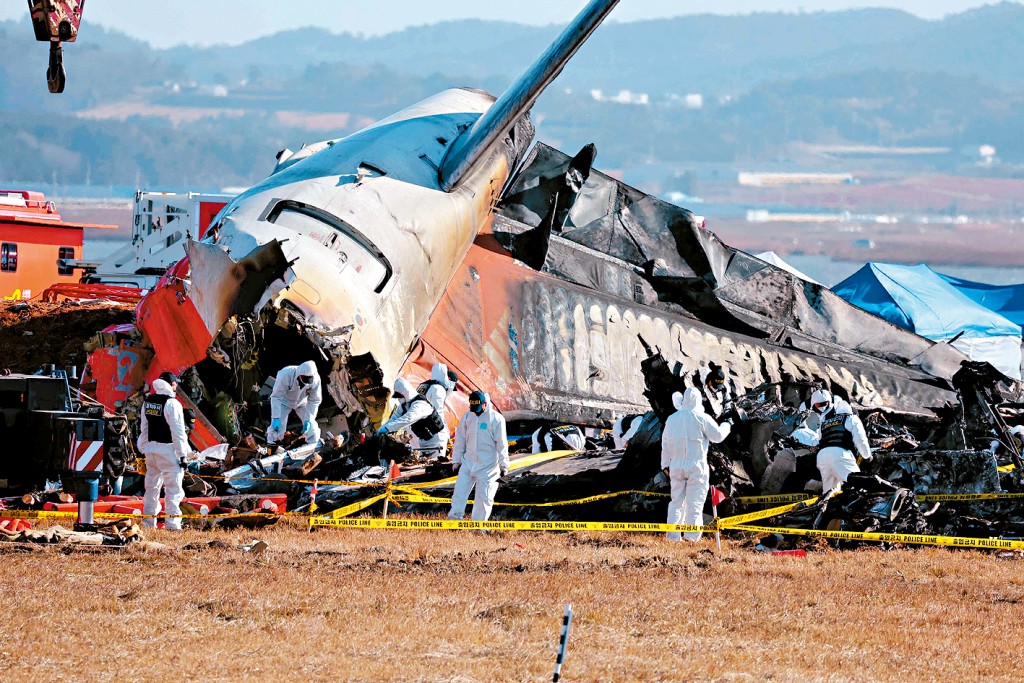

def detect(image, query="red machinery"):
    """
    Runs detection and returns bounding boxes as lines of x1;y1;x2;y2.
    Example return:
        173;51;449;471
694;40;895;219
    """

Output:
28;0;84;93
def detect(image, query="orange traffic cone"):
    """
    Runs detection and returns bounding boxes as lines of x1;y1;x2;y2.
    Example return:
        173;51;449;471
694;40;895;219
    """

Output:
389;461;401;480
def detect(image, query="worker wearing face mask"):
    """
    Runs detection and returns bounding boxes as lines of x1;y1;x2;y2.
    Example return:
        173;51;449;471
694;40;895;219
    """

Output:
448;391;509;523
415;362;454;459
267;360;322;447
138;372;190;530
805;389;872;493
697;361;734;419
376;377;448;460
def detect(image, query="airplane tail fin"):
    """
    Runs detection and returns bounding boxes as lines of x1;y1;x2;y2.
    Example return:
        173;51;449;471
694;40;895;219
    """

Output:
438;0;619;192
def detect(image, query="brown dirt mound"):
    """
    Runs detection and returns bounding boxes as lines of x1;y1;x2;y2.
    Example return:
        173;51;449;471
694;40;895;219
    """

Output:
0;299;135;373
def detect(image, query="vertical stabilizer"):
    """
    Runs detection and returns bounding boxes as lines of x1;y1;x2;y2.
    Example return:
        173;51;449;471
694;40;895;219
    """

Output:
438;0;619;191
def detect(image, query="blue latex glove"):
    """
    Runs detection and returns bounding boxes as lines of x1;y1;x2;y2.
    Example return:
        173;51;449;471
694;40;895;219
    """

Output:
270;418;281;431
302;421;312;435
375;426;387;436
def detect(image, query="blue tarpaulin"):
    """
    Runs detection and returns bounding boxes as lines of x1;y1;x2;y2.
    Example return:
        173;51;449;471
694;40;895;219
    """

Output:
937;274;1024;329
834;263;1022;379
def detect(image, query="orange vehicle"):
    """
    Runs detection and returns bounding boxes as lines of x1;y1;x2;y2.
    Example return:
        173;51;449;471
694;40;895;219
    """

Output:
0;189;115;300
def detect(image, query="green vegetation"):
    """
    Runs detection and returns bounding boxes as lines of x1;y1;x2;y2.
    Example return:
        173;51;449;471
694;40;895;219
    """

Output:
2;5;1023;188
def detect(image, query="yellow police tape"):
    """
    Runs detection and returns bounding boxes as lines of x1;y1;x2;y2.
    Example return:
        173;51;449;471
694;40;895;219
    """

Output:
734;493;819;505
729;523;1024;550
388;487;669;508
915;492;1024;502
194;448;581;490
310;516;714;533
716;498;818;528
403;450;582;489
329;492;390;519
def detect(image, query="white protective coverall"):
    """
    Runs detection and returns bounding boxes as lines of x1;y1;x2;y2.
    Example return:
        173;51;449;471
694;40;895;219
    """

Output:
612;414;643;450
420;363;452;452
380;378;446;456
268;360;322;445
661;388;732;542
137;378;189;530
448;403;510;522
530;425;586;453
804;392;872;493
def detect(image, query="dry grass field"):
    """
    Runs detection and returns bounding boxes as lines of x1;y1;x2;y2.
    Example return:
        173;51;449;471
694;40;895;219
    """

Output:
1;518;1022;682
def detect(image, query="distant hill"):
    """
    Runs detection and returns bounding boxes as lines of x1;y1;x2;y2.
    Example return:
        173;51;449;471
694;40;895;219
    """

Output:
1;5;1023;188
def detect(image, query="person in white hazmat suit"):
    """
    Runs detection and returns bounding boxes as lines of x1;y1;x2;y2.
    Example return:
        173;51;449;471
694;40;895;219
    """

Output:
448;391;509;522
661;388;732;542
415;363;454;458
612;414;643;450
267;360;322;446
530;424;586;453
804;389;872;493
137;372;190;530
376;378;448;459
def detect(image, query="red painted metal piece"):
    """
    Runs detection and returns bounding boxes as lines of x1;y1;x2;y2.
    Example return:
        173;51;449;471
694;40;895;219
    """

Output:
42;283;144;304
44;493;288;515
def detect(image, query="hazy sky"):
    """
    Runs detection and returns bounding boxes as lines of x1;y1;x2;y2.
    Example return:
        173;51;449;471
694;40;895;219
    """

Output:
1;1;1015;48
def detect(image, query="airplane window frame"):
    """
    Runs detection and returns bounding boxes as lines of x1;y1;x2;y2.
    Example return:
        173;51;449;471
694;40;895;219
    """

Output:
264;200;393;294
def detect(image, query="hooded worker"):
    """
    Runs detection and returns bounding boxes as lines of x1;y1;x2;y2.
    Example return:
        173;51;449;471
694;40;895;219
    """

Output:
415;362;453;458
376;377;447;459
137;372;190;530
805;389;872;493
661;387;732;542
531;424;585;453
612;414;643;450
448;391;509;522
698;361;734;419
268;360;322;447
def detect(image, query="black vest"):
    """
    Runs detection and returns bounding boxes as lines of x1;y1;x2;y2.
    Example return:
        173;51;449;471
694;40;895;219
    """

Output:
819;411;855;451
417;379;444;397
539;424;580;449
143;393;172;444
408;395;445;440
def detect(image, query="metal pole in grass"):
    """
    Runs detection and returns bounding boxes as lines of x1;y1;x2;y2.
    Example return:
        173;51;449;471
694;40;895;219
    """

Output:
553;604;573;682
710;486;726;552
382;460;395;520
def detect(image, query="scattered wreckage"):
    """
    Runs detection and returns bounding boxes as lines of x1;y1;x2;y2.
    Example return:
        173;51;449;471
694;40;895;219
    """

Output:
3;0;1024;549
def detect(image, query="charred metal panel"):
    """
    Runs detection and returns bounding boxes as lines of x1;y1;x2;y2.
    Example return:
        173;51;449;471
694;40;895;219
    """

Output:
496;143;1007;393
419;237;956;428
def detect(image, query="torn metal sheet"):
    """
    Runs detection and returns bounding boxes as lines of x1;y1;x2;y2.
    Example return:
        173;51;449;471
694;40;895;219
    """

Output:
494;143;1024;409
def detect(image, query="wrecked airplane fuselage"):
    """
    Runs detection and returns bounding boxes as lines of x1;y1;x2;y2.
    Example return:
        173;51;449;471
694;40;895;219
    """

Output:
119;88;533;432
86;0;620;444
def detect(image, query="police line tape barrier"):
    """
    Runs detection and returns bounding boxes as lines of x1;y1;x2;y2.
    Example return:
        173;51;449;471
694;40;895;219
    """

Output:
401;450;583;490
192;449;582;490
716;497;819;528
733;493;820;505
310;517;716;533
387;487;670;508
729;523;1024;551
733;491;1024;505
915;492;1024;502
328;492;390;519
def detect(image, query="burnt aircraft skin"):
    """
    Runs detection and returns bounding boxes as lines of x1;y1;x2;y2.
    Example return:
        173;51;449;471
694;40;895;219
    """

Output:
90;1;621;432
418;227;955;429
406;142;1020;426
